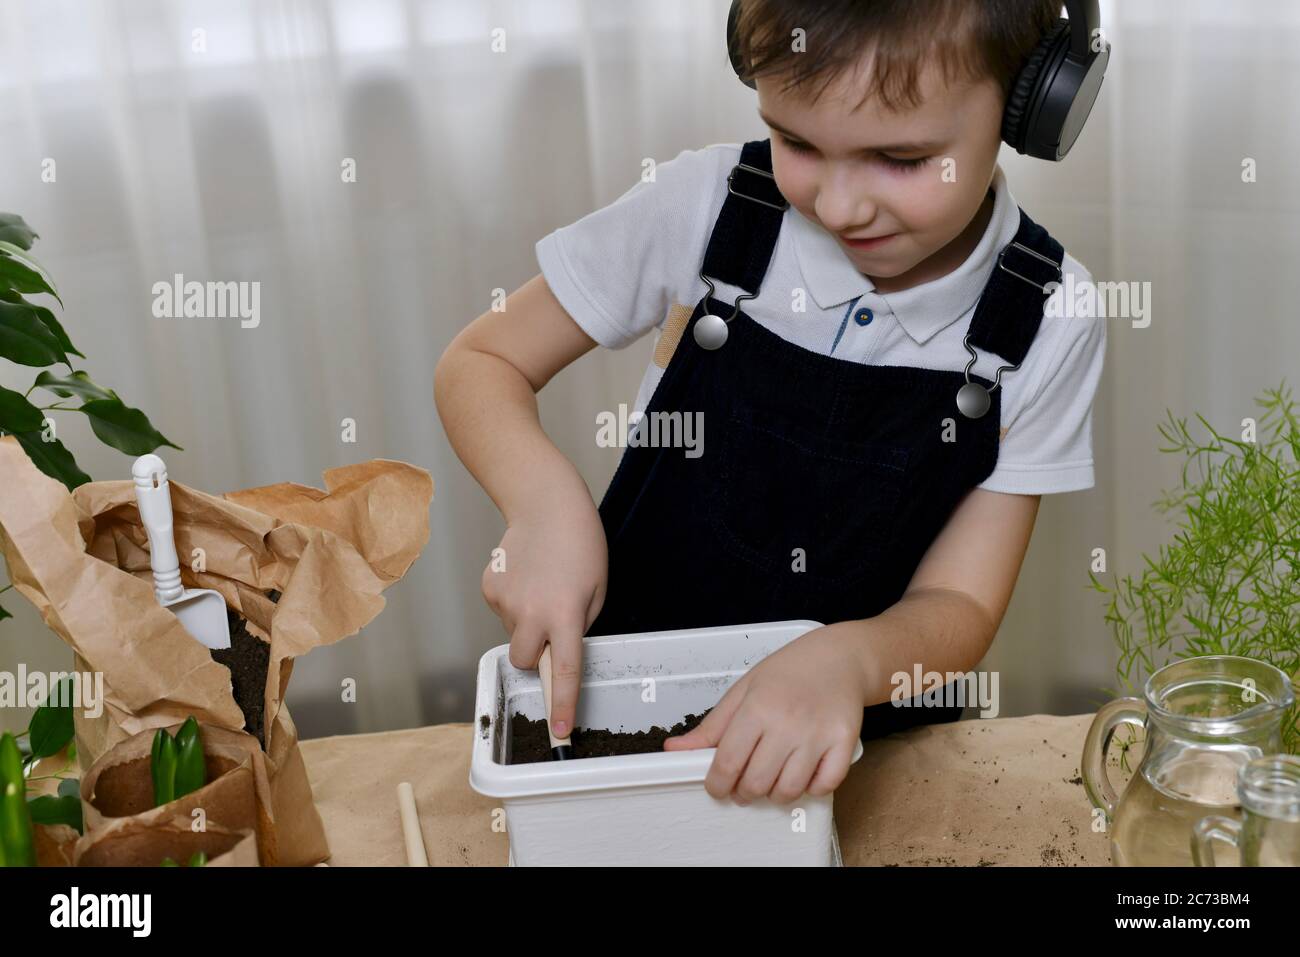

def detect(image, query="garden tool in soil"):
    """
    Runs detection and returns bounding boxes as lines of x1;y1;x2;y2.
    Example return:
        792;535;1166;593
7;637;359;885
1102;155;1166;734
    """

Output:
538;645;573;760
132;453;232;650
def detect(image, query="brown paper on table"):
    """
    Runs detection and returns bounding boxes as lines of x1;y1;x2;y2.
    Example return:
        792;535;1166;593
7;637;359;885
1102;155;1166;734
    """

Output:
0;437;433;865
74;816;260;867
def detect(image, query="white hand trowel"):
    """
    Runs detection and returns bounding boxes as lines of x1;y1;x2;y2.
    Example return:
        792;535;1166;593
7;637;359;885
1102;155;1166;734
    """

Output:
132;453;231;650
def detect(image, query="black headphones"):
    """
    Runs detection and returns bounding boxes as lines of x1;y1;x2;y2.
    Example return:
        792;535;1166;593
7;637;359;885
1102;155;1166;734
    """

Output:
727;0;1109;162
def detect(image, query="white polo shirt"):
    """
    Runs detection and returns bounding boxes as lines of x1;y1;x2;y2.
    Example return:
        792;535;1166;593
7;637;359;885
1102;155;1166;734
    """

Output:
536;143;1105;494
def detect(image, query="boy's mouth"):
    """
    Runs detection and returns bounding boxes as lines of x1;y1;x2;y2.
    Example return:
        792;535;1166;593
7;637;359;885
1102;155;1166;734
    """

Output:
840;232;898;250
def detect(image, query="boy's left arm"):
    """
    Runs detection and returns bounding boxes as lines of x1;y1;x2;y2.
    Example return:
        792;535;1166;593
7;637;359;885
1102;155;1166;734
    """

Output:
664;488;1041;803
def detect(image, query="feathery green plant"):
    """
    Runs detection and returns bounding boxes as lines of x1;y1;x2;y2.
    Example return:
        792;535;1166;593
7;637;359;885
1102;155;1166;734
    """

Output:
1090;383;1300;751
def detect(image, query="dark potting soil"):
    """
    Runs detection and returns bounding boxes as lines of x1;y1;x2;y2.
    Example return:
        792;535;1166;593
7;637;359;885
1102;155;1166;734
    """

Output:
207;590;277;749
508;709;711;765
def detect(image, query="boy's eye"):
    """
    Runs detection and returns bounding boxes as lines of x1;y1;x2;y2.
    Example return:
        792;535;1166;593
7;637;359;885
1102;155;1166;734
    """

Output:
780;135;928;172
879;154;929;172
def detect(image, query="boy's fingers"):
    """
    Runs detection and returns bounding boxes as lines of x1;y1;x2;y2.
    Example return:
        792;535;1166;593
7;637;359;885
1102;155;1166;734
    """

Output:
771;745;821;804
543;628;584;737
663;678;745;751
806;740;855;797
704;709;762;801
507;621;544;670
735;733;794;802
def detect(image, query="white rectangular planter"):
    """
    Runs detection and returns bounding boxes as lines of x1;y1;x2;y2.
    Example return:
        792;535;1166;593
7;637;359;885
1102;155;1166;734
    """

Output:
469;619;862;866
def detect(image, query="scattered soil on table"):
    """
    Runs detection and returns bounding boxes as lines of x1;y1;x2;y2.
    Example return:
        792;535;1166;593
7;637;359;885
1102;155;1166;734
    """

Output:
207;590;277;749
508;709;712;764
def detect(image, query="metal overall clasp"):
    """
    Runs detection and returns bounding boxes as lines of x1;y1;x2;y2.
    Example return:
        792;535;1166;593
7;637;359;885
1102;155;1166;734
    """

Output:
956;241;1063;419
693;162;788;351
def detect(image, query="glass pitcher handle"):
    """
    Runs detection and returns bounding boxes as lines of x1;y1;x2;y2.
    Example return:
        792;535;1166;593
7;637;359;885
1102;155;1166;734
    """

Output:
1081;697;1147;820
1192;816;1242;867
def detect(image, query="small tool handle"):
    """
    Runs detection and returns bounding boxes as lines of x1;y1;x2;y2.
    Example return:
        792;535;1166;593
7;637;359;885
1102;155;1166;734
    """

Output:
132;454;184;604
396;781;429;867
538;645;573;755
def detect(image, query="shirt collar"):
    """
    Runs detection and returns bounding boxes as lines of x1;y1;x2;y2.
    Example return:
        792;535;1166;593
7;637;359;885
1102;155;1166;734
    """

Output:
790;164;1022;345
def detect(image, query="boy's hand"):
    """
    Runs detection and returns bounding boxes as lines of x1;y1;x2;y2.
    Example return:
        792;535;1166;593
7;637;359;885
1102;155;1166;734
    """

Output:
663;622;866;804
483;493;608;738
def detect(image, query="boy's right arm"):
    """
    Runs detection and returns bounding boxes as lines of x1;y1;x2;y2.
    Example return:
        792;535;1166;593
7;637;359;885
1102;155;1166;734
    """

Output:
433;273;607;738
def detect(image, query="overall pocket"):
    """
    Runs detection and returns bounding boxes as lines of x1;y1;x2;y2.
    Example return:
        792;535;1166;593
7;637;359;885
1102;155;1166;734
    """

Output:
707;408;910;586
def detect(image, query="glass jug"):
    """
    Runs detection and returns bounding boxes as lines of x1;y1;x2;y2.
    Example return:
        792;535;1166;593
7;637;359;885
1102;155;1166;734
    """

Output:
1082;655;1294;867
1193;755;1300;866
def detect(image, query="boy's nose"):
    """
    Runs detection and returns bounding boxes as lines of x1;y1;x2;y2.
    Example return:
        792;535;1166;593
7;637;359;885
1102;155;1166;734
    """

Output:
814;177;878;234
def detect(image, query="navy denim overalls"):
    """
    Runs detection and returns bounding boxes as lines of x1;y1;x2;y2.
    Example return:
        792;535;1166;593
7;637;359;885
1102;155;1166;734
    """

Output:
586;139;1064;739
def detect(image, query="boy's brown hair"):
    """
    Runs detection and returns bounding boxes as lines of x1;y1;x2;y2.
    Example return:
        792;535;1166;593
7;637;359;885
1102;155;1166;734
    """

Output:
732;0;1065;111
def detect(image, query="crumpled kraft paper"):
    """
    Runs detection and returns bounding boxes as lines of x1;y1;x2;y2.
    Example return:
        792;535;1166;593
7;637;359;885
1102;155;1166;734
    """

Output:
0;437;434;864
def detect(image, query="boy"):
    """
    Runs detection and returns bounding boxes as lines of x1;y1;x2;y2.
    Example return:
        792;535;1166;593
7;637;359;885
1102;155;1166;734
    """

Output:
435;0;1107;804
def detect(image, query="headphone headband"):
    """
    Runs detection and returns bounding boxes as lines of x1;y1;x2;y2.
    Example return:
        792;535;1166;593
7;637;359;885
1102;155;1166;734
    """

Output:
726;0;1110;163
1063;0;1101;59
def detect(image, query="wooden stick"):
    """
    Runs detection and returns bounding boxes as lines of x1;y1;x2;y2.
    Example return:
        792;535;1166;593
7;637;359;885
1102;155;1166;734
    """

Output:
396;781;428;866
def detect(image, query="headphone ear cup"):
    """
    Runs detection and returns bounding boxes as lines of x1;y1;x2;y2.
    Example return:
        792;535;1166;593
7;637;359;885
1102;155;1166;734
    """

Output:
1001;19;1070;152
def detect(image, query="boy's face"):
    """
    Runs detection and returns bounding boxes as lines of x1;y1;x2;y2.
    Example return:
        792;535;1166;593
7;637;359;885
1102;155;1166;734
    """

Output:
756;55;1006;290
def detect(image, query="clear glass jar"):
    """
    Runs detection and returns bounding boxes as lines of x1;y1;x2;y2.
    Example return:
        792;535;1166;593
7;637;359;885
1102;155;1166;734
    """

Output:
1194;754;1300;866
1082;655;1294;867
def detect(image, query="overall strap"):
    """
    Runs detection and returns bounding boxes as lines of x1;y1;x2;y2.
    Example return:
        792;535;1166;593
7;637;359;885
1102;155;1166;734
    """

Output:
700;139;789;294
966;208;1066;367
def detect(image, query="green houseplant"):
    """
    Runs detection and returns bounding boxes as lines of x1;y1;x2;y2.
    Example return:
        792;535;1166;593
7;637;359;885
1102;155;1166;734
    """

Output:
0;680;82;866
0;212;179;622
1090;384;1300;752
1;214;181;863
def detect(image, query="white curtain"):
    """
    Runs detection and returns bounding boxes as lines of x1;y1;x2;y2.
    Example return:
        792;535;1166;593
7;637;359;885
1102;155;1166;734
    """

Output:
1;0;1296;737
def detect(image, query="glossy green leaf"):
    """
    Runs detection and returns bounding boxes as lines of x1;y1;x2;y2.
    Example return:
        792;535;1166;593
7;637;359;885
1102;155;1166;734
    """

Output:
152;731;177;807
34;370;116;402
0;780;35;866
173;717;205;799
0;603;10;622
29;677;75;758
26;794;83;834
0;290;82;358
0;298;68;366
0;214;37;251
78;397;182;455
0;734;22;789
12;429;93;490
0;241;60;304
0;385;45;433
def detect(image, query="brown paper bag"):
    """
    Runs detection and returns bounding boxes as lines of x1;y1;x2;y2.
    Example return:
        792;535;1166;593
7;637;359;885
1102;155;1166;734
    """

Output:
34;824;79;867
79;722;267;850
0;437;434;866
74;816;259;867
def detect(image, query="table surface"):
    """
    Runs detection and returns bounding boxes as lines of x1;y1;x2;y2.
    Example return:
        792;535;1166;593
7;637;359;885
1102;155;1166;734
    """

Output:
300;712;1115;866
